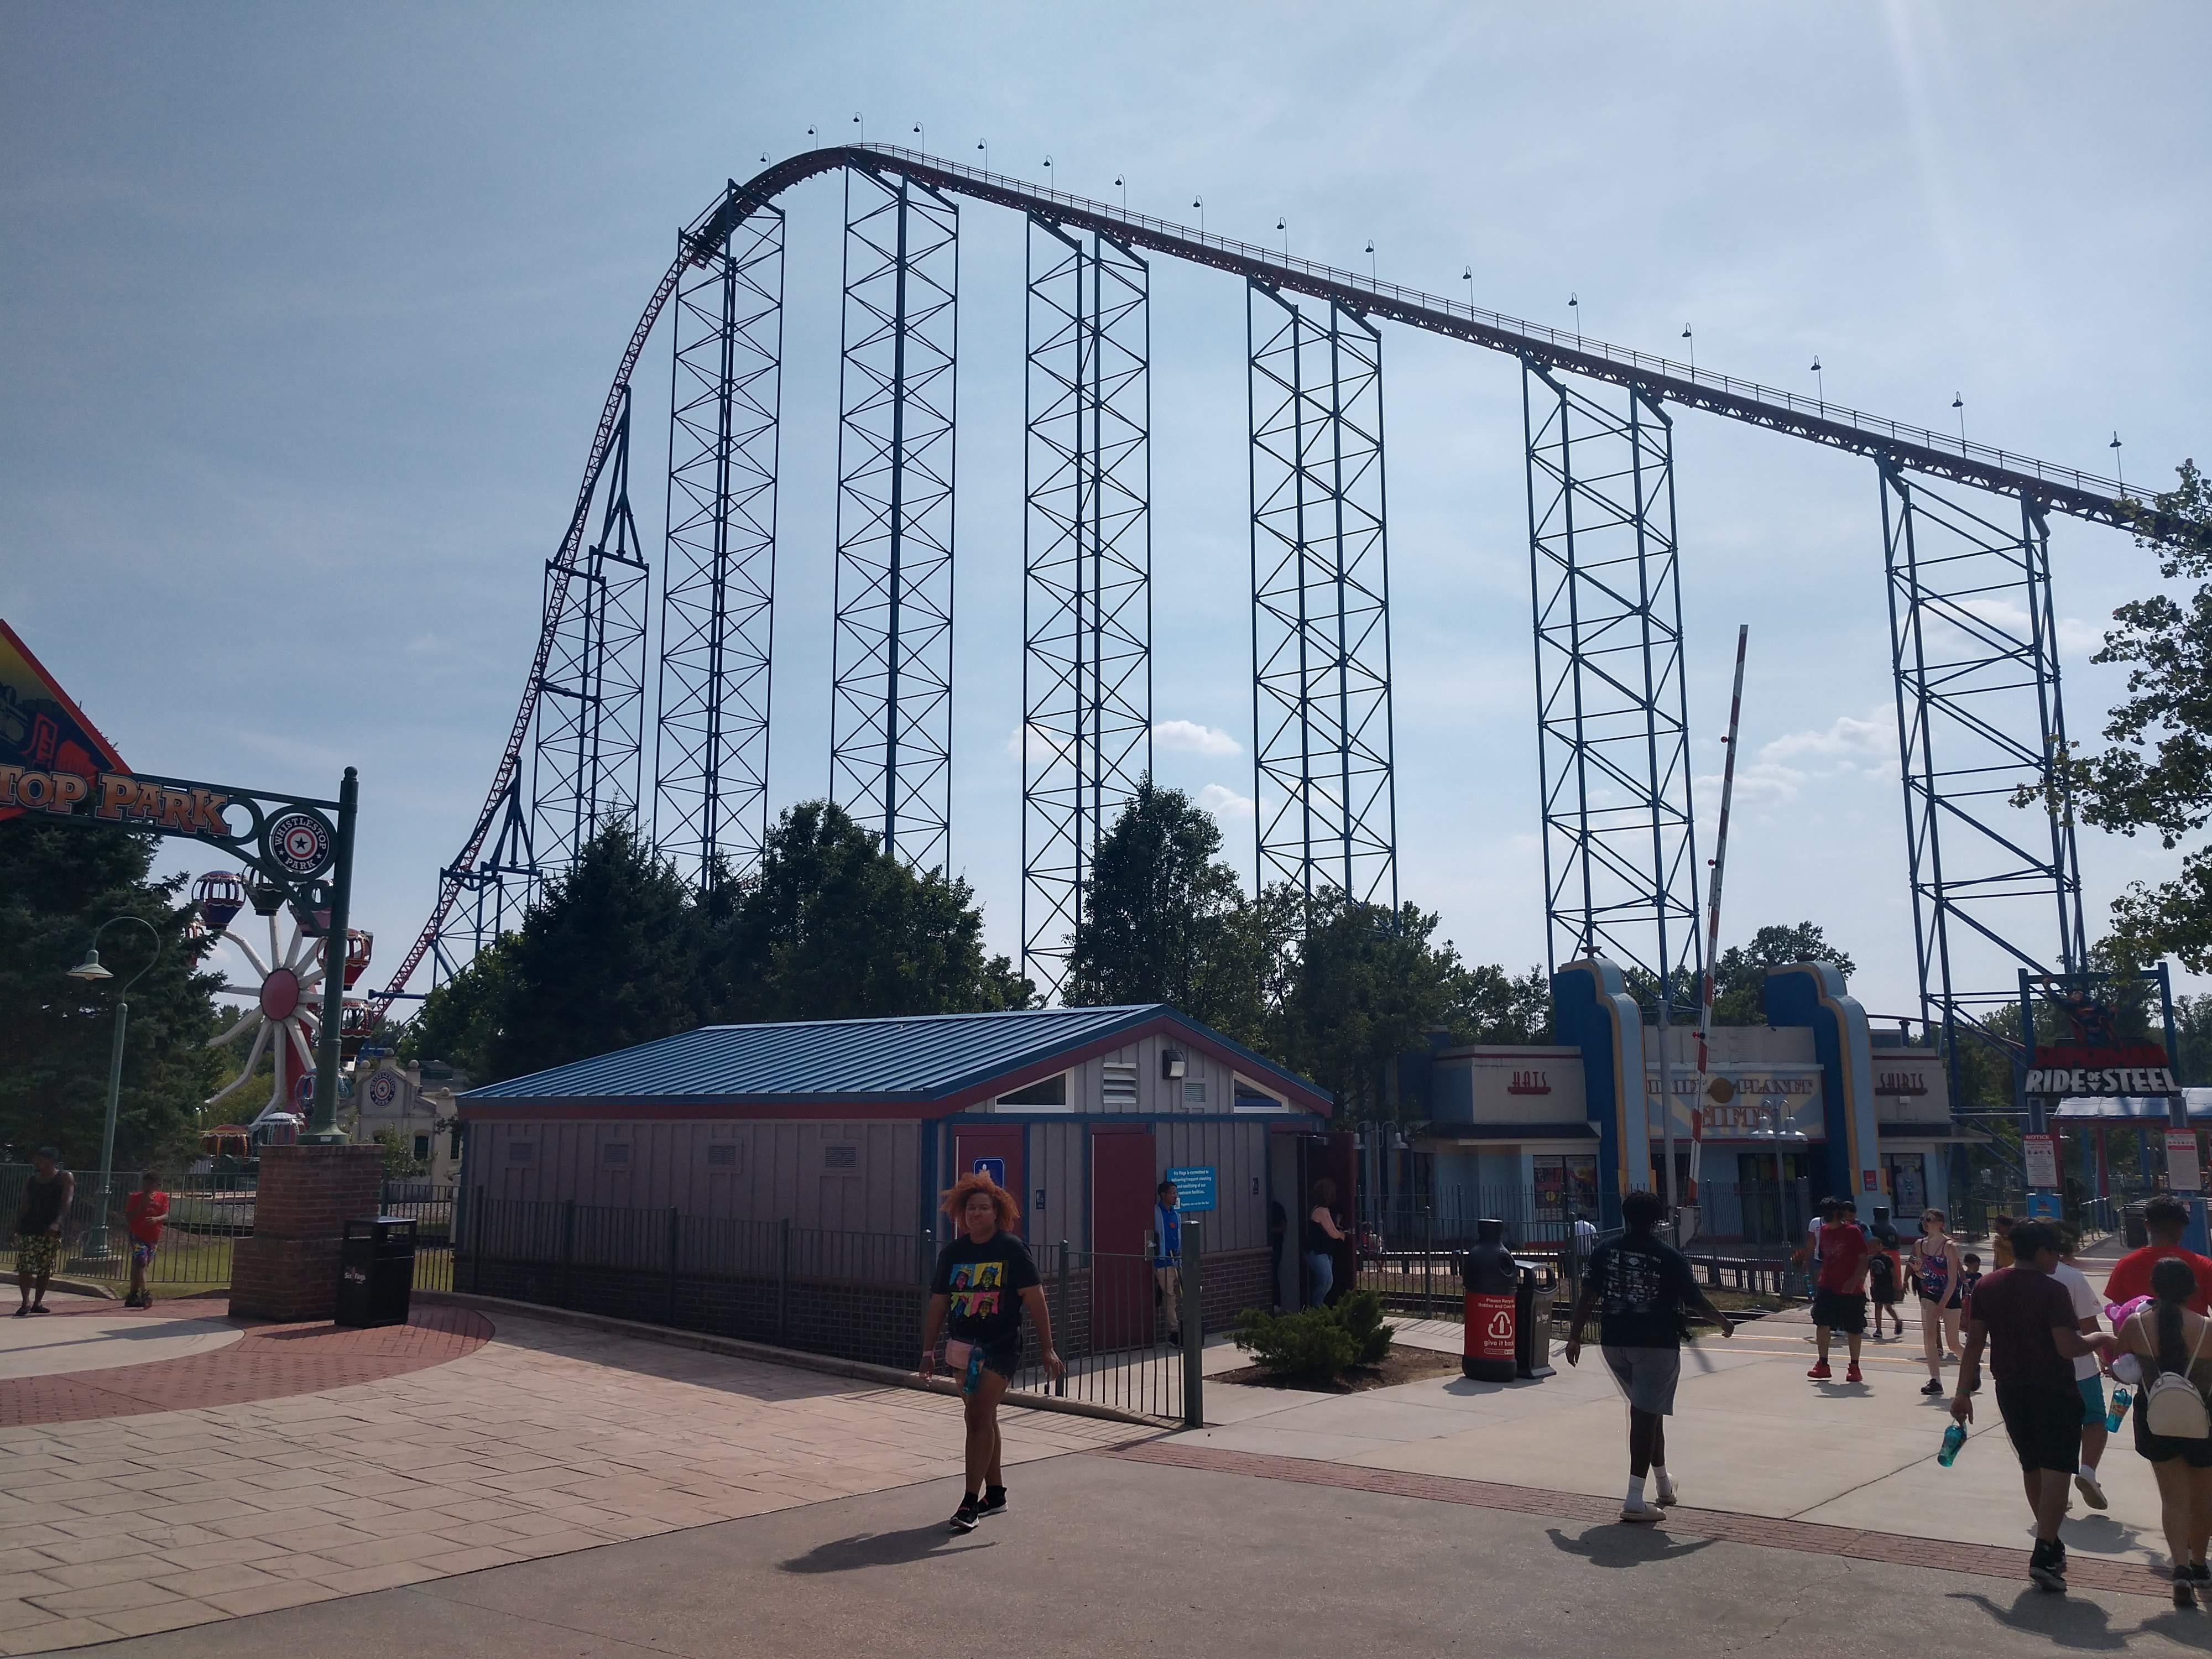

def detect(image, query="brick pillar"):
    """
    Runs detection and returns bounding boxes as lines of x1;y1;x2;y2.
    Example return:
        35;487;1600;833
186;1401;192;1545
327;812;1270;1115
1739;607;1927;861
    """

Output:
229;1144;386;1322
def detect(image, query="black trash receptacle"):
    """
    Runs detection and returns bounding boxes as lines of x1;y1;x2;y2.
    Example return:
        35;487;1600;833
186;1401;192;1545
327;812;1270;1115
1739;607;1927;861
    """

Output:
1512;1259;1555;1380
2124;1203;2150;1250
1462;1219;1519;1381
335;1216;416;1328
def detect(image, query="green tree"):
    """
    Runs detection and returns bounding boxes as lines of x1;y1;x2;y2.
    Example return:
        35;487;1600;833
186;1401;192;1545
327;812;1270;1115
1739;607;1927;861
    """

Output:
1710;922;1856;1025
373;1125;427;1180
1451;963;1553;1043
1063;780;1258;1032
486;823;711;1082
2043;462;2212;967
394;933;515;1081
712;801;1032;1022
1269;890;1465;1121
0;819;226;1171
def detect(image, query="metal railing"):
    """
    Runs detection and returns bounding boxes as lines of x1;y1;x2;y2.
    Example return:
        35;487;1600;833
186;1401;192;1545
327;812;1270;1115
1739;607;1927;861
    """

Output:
0;1165;457;1297
0;1164;255;1294
461;1192;1202;1423
843;143;2127;505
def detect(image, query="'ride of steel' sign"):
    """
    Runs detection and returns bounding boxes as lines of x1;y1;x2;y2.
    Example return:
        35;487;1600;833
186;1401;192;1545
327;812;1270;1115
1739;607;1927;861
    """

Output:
0;760;342;906
2022;1045;2178;1098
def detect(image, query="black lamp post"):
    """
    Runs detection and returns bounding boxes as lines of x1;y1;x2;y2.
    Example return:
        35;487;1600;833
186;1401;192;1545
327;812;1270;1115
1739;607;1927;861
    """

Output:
67;915;161;1259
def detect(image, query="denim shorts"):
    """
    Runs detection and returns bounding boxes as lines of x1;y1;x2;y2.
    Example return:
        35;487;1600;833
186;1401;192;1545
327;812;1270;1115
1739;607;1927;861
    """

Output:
2077;1375;2106;1428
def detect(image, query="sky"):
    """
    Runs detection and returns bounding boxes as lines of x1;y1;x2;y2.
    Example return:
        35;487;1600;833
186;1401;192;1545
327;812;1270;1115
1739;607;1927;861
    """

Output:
3;2;2208;1028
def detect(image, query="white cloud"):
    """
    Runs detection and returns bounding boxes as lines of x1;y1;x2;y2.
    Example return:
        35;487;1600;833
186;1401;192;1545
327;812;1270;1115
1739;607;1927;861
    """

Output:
1759;713;1888;764
1004;723;1061;764
1198;783;1255;820
1155;718;1241;757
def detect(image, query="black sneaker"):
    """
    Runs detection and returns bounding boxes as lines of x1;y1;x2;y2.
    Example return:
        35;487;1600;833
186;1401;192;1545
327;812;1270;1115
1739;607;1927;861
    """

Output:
948;1496;981;1534
1921;1379;1944;1396
2030;1541;2067;1593
2187;1561;2210;1588
978;1485;1007;1519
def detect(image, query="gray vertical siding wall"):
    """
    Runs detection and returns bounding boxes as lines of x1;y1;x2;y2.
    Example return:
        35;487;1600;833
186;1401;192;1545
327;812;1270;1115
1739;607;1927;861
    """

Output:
466;1117;920;1232
461;1030;1319;1254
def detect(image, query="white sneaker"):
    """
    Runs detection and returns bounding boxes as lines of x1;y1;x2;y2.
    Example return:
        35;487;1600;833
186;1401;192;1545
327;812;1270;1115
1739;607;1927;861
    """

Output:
1620;1496;1666;1524
2075;1468;2108;1511
1654;1481;1680;1507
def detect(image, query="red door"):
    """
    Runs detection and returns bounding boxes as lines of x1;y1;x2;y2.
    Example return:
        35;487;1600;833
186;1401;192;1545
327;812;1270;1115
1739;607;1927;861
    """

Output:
952;1125;1025;1234
1091;1125;1157;1350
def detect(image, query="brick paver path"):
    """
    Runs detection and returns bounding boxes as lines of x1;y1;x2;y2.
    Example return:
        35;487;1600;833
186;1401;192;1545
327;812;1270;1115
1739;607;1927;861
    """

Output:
0;1306;1141;1652
0;1302;491;1429
1112;1441;2174;1601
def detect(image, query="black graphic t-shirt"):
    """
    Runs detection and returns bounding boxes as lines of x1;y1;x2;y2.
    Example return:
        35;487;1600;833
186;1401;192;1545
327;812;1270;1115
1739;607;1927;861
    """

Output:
931;1232;1041;1349
1585;1234;1698;1350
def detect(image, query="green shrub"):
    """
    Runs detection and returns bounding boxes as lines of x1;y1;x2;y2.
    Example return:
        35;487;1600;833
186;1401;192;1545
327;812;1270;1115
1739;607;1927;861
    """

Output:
1233;1289;1395;1383
1336;1288;1395;1366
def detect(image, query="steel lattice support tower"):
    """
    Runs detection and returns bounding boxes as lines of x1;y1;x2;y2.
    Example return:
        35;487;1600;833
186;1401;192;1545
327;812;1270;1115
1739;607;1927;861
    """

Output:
531;387;649;874
431;771;536;983
1021;215;1151;995
1524;362;1701;990
653;197;785;891
1881;460;2086;1059
831;165;959;869
1246;281;1397;910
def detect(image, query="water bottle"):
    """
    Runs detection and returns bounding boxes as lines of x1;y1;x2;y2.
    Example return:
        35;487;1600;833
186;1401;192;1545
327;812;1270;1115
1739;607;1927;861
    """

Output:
2106;1385;2132;1434
1938;1421;1967;1468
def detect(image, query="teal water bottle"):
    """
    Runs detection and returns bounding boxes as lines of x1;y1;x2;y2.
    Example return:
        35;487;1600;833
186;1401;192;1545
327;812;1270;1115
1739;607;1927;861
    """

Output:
1938;1422;1967;1467
2106;1386;2132;1434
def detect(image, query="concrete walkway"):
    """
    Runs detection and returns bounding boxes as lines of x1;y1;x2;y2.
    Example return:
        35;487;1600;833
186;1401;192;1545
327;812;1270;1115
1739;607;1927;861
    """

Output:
0;1302;1134;1653
1191;1295;2169;1568
44;1449;2212;1659
0;1314;239;1384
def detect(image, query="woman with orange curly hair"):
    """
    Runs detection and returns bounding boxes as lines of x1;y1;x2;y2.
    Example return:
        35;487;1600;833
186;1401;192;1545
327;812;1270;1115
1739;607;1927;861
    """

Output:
920;1172;1063;1532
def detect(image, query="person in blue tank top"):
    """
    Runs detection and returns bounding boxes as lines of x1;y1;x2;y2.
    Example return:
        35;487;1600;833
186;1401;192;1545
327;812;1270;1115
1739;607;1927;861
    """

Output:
1152;1179;1183;1345
1911;1208;1966;1396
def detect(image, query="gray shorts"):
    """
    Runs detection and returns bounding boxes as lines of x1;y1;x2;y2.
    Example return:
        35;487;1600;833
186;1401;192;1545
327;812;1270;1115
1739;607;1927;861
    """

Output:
1602;1344;1682;1415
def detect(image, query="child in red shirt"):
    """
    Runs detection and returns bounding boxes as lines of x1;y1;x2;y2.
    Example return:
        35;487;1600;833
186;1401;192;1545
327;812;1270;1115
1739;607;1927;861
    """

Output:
123;1172;168;1309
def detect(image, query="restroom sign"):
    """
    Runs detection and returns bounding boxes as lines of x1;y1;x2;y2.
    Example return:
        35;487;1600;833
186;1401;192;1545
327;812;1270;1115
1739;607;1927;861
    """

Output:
971;1156;1006;1188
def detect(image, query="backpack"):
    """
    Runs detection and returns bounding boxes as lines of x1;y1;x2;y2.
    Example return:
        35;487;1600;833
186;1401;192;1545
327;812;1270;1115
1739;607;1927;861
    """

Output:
2136;1309;2212;1439
1867;1251;1896;1298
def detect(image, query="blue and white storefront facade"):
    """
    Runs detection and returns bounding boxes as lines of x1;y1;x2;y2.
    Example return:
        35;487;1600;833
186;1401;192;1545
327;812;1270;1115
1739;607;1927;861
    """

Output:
1410;958;1969;1234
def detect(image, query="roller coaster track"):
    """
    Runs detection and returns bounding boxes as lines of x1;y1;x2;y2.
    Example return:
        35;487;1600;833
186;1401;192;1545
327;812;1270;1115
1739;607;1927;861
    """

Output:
370;143;2138;1016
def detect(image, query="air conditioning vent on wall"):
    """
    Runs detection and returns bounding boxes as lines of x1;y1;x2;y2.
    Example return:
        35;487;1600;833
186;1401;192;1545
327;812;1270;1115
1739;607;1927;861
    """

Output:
707;1144;738;1168
823;1142;860;1172
1103;1062;1138;1108
508;1142;536;1165
602;1143;629;1166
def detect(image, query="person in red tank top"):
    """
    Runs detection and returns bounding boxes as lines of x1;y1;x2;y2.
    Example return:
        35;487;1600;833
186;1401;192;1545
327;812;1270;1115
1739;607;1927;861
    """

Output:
1809;1198;1872;1384
122;1171;169;1310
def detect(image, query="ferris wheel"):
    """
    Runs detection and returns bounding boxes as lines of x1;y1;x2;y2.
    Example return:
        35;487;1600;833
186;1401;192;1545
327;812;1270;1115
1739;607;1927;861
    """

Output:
194;870;371;1126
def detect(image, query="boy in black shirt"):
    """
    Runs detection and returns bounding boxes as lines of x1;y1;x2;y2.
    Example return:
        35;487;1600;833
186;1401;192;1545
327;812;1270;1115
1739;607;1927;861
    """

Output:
1566;1189;1734;1522
921;1172;1063;1532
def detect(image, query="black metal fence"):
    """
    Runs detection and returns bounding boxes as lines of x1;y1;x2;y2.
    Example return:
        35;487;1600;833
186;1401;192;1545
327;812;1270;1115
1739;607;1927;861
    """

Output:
0;1164;255;1293
461;1192;1198;1423
0;1164;456;1297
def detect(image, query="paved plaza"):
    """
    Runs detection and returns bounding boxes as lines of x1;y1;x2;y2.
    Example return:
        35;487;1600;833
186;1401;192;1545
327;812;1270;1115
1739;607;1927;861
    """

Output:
1;1264;2204;1656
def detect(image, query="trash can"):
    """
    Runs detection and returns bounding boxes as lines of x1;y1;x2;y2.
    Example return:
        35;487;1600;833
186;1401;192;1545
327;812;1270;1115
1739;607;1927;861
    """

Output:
1512;1259;1554;1380
2124;1203;2150;1250
335;1216;416;1328
1462;1219;1518;1382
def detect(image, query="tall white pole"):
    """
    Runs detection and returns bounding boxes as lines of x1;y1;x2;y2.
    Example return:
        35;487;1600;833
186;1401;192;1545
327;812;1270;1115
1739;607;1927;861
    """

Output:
1695;626;1752;1205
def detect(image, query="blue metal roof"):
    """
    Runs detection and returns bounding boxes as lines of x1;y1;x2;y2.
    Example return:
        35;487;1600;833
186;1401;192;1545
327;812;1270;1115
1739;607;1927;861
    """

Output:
459;1003;1327;1110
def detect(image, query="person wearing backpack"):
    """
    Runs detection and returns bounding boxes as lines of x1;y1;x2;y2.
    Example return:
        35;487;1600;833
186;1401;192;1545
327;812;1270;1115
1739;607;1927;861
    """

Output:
2116;1256;2212;1608
1950;1220;2120;1594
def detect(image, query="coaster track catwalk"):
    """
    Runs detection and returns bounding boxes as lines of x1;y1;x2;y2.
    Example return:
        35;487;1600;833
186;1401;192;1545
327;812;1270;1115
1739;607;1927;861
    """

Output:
372;144;2146;1075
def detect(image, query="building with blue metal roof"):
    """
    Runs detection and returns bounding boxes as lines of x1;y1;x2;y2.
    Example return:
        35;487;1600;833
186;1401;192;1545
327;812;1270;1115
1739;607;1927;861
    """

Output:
457;1004;1339;1320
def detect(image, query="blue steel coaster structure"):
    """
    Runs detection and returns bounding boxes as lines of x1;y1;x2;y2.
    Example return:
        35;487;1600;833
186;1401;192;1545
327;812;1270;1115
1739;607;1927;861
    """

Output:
377;144;2147;1119
653;195;784;896
1248;283;1397;914
1022;215;1152;999
830;165;961;874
